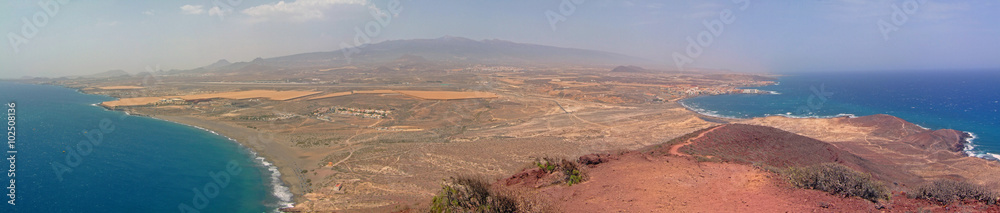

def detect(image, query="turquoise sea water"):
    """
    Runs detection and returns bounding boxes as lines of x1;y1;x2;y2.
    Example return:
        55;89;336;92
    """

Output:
680;70;1000;161
0;82;289;212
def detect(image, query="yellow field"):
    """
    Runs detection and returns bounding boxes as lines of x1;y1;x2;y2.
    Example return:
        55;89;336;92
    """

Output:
352;90;397;94
97;86;145;90
102;89;498;108
100;97;167;107
305;91;353;100
307;90;500;100
175;90;320;101
100;90;320;107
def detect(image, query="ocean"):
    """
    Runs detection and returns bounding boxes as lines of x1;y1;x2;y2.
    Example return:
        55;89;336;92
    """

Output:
680;70;1000;161
0;82;290;212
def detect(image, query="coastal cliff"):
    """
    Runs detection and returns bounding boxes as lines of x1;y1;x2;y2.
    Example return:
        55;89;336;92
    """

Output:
745;114;999;188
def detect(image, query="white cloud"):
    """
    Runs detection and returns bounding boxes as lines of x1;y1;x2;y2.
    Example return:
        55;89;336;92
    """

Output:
142;10;155;16
208;6;232;18
241;0;369;22
180;5;205;15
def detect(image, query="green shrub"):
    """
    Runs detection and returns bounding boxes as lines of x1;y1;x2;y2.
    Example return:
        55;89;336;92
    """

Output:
534;157;585;186
430;176;519;213
783;163;889;202
910;179;998;205
535;161;556;173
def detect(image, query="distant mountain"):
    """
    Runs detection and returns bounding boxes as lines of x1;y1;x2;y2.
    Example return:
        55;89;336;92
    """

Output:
193;36;652;73
181;57;271;74
610;65;648;73
203;59;232;69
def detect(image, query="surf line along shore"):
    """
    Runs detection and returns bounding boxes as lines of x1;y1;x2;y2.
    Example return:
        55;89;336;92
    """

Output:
147;115;300;205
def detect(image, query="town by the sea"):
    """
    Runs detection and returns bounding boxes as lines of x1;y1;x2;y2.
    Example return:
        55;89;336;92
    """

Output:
0;82;290;212
681;70;1000;161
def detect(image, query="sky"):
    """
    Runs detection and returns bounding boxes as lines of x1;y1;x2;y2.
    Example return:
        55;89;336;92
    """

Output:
2;0;999;78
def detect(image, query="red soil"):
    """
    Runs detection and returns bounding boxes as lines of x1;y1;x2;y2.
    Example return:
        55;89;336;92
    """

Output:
500;151;999;212
494;122;1000;212
520;153;881;212
667;124;725;157
668;124;923;186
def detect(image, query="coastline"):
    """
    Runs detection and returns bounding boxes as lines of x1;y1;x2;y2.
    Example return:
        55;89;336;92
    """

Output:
75;82;996;211
61;85;300;212
677;97;1000;162
964;132;1000;161
145;115;295;206
146;114;301;208
80;93;301;211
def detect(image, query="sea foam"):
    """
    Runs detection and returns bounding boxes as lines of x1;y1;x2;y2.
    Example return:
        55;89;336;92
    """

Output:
257;156;295;210
766;113;857;119
679;101;743;119
145;116;295;212
962;132;1000;161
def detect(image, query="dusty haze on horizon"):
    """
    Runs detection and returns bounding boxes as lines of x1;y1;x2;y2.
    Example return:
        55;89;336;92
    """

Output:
2;0;999;78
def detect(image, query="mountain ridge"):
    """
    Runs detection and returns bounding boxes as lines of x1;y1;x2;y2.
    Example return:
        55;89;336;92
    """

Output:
189;36;654;73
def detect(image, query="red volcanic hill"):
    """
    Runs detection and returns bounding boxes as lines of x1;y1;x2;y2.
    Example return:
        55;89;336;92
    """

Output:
658;124;922;185
498;123;1000;212
834;114;971;152
900;129;970;152
840;114;927;139
488;116;999;212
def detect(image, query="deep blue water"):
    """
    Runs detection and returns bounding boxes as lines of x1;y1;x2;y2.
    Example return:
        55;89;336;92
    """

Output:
680;70;1000;160
0;82;289;212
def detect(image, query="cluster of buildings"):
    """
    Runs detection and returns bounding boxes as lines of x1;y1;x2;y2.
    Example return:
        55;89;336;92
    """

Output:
158;98;190;105
658;81;776;98
313;106;391;119
679;86;774;96
237;112;298;121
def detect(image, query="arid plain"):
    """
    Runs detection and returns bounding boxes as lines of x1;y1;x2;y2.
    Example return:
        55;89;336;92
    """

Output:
32;61;999;212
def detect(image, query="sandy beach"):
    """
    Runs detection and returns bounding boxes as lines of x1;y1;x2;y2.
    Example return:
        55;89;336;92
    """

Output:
149;114;309;204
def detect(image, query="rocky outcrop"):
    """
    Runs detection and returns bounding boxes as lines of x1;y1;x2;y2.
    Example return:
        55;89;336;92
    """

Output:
898;129;970;152
839;114;926;140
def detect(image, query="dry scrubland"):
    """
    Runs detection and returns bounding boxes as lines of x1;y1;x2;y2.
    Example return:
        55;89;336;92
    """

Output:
100;90;321;107
50;66;1000;212
100;89;498;107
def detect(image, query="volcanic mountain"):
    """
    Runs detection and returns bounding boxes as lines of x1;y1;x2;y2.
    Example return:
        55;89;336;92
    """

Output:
185;36;652;73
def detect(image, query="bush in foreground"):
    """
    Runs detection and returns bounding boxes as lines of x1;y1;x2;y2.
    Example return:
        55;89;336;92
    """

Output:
910;179;998;205
535;157;585;186
430;176;519;213
783;163;890;202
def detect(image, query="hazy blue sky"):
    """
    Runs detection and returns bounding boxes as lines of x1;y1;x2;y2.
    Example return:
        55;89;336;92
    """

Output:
2;0;999;78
